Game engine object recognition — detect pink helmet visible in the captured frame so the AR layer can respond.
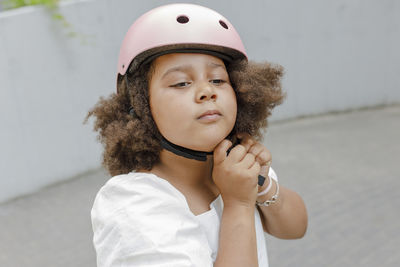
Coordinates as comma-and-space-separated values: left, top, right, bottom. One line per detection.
117, 3, 247, 78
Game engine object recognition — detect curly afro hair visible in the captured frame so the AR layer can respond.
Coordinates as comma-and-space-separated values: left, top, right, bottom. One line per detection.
85, 59, 285, 176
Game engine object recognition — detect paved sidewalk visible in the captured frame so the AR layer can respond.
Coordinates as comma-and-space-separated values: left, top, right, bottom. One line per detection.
0, 105, 399, 267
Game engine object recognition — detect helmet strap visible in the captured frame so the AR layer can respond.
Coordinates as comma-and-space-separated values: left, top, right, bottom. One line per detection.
160, 136, 213, 162
160, 137, 265, 185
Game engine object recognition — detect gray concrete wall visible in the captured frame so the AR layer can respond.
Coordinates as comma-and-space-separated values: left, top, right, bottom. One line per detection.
1, 0, 399, 202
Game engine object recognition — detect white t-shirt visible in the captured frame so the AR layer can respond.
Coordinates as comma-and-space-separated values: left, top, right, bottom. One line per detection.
91, 168, 278, 267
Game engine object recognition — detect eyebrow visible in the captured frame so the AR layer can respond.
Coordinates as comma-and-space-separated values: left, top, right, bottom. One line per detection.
161, 65, 193, 79
161, 62, 226, 79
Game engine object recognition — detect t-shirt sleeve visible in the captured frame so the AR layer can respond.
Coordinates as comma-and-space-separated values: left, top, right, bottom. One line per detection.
91, 174, 213, 267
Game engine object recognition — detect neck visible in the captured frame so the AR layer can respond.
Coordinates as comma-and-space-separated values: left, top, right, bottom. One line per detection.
151, 149, 215, 187
160, 136, 213, 161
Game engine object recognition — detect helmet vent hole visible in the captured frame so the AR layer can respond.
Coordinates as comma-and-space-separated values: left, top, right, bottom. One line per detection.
219, 20, 228, 29
177, 15, 189, 24
122, 64, 125, 69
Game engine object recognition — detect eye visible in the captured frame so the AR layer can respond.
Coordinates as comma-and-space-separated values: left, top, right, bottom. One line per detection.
210, 79, 226, 85
170, 82, 191, 88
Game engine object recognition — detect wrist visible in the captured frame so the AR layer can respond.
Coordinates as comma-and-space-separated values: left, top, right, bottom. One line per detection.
256, 178, 279, 206
257, 175, 272, 197
222, 195, 256, 211
257, 179, 275, 201
223, 201, 256, 215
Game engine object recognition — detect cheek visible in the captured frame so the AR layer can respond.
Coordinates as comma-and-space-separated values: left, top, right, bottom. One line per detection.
226, 90, 238, 126
149, 91, 165, 131
149, 96, 167, 130
149, 93, 188, 135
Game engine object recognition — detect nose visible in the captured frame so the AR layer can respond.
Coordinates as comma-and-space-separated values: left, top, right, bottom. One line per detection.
195, 82, 217, 102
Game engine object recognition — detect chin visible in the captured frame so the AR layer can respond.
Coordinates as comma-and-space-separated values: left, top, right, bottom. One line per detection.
187, 136, 227, 152
169, 127, 233, 152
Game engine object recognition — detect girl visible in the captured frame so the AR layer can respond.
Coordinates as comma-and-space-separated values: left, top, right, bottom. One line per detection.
86, 3, 307, 267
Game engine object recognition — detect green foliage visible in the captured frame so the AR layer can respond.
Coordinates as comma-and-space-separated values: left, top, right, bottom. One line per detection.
3, 0, 59, 10
3, 0, 73, 37
3, 0, 93, 44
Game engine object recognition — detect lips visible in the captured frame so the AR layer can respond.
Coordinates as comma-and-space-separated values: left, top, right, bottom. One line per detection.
198, 110, 221, 118
197, 110, 222, 121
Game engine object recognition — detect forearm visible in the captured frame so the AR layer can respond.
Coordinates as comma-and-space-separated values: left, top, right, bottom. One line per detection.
257, 182, 308, 239
214, 204, 258, 267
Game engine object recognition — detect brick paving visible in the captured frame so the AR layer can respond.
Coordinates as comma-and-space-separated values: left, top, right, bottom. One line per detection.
0, 105, 399, 267
264, 105, 400, 267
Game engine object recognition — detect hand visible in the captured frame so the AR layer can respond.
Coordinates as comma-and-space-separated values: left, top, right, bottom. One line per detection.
212, 138, 261, 208
236, 133, 272, 197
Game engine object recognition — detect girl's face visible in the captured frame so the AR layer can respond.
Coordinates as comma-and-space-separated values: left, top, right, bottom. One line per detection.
149, 53, 237, 152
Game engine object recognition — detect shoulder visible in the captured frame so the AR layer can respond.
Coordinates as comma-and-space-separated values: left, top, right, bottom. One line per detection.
91, 172, 201, 241
91, 172, 186, 221
91, 172, 212, 266
96, 171, 178, 196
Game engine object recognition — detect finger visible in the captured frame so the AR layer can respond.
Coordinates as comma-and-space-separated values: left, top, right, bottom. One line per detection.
249, 144, 271, 166
239, 152, 256, 169
259, 164, 268, 177
214, 139, 232, 165
256, 150, 272, 166
226, 144, 247, 163
249, 161, 261, 182
238, 134, 255, 152
248, 143, 264, 158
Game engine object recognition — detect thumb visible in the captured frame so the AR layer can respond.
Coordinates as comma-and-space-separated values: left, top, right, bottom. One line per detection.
213, 139, 232, 165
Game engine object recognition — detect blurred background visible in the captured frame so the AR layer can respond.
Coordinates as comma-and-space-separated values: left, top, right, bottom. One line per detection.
0, 0, 399, 266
